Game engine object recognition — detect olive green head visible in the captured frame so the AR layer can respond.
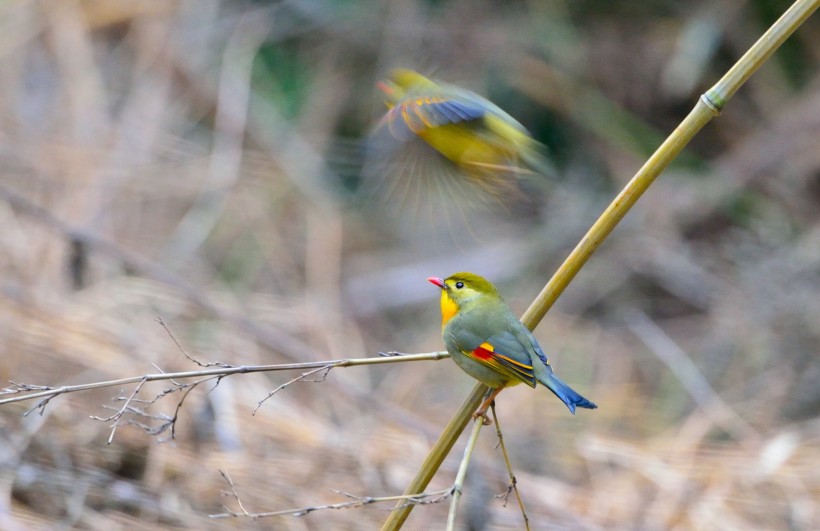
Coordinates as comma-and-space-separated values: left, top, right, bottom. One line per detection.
377, 69, 437, 106
389, 69, 436, 91
428, 271, 503, 312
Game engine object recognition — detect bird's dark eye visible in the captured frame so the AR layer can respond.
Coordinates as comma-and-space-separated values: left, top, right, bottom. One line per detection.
455, 281, 464, 289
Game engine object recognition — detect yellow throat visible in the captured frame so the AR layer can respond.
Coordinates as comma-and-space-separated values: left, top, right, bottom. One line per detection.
439, 290, 458, 328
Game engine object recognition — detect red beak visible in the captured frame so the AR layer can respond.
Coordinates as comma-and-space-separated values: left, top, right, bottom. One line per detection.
376, 80, 392, 95
427, 277, 445, 289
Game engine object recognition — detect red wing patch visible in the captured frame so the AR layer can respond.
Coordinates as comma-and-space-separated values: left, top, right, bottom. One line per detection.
468, 342, 536, 387
472, 343, 494, 360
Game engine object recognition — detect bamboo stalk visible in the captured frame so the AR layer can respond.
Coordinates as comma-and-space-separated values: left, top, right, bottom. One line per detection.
522, 0, 819, 327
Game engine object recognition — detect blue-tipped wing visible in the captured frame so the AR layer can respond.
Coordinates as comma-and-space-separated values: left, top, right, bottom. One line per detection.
382, 96, 487, 141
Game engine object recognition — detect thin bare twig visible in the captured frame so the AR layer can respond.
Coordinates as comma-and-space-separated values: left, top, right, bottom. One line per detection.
88, 371, 223, 443
216, 469, 251, 517
209, 469, 452, 519
253, 366, 332, 414
3, 352, 448, 443
157, 317, 231, 368
490, 403, 530, 529
89, 377, 149, 444
0, 352, 448, 409
165, 376, 220, 441
446, 416, 485, 531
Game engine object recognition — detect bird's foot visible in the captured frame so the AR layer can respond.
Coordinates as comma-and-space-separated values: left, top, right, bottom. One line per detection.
474, 387, 504, 425
472, 409, 492, 425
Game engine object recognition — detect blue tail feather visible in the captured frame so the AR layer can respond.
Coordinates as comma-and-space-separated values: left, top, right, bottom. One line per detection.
541, 373, 597, 415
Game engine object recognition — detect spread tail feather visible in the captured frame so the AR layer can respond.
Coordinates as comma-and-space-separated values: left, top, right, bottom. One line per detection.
540, 372, 597, 415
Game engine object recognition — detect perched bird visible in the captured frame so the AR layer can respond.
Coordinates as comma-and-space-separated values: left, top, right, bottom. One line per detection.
372, 69, 550, 203
428, 272, 596, 423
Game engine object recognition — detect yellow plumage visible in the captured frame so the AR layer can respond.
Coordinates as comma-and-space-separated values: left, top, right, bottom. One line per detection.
374, 69, 550, 202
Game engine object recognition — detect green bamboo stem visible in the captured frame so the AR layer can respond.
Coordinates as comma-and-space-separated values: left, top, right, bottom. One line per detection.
381, 1, 818, 528
523, 0, 818, 327
520, 96, 717, 328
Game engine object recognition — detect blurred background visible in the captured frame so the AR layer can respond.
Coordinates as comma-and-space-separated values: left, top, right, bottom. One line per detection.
1, 0, 819, 529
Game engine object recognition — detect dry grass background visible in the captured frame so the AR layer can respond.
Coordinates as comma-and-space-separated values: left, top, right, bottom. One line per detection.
1, 0, 819, 529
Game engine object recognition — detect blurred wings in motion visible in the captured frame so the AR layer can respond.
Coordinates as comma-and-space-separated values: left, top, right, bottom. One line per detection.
363, 69, 551, 235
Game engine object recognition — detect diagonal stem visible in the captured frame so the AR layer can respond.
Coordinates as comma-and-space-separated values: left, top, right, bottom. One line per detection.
445, 418, 485, 531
